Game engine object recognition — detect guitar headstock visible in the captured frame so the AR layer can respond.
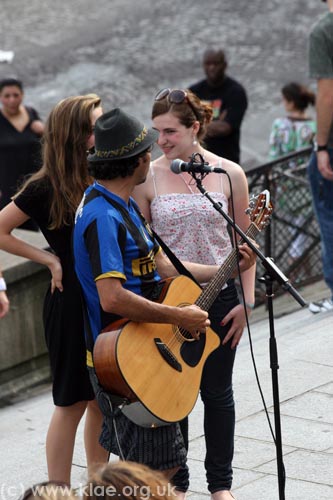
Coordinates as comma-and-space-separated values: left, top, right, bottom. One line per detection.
246, 190, 273, 231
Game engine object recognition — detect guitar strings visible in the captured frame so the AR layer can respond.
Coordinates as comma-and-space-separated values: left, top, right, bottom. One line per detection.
162, 220, 265, 352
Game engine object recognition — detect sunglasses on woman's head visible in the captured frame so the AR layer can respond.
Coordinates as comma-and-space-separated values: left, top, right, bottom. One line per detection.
154, 88, 198, 119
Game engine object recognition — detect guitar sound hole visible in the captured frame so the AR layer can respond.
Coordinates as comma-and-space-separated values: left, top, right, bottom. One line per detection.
174, 303, 197, 342
180, 333, 206, 367
172, 324, 195, 342
178, 328, 195, 341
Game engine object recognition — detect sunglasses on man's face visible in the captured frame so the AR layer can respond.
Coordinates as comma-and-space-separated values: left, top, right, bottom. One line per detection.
154, 88, 198, 119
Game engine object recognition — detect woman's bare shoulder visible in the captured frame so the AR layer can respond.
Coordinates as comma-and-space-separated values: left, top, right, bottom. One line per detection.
217, 158, 247, 185
203, 150, 246, 180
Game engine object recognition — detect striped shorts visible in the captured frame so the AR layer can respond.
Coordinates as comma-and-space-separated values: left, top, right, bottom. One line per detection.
88, 367, 187, 471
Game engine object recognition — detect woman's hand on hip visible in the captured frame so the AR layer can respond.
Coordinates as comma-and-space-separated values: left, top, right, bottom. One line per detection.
48, 255, 63, 293
220, 304, 248, 349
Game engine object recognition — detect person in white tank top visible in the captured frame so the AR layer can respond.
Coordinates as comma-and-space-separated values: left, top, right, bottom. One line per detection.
133, 88, 256, 500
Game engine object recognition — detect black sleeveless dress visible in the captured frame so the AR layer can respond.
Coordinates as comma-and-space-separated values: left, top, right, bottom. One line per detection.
0, 106, 42, 231
15, 178, 94, 405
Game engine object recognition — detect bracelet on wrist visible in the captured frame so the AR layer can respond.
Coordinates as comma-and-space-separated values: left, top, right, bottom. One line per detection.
313, 141, 328, 152
0, 277, 7, 292
245, 301, 255, 310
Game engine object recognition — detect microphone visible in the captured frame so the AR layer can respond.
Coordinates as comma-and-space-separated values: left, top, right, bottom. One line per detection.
170, 159, 226, 174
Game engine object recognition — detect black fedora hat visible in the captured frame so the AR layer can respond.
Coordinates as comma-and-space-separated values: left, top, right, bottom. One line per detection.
88, 108, 159, 162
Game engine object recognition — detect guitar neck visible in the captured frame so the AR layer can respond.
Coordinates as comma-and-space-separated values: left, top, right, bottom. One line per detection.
196, 223, 259, 311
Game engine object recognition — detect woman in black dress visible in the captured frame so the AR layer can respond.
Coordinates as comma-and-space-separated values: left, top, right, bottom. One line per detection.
0, 78, 44, 230
0, 94, 106, 484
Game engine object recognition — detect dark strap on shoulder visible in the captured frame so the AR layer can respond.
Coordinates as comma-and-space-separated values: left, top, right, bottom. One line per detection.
98, 191, 153, 254
150, 228, 201, 288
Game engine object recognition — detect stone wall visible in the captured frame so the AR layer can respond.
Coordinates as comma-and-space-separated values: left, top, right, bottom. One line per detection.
0, 230, 51, 404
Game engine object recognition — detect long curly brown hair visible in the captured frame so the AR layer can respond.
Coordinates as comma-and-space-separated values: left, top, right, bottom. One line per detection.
14, 93, 101, 229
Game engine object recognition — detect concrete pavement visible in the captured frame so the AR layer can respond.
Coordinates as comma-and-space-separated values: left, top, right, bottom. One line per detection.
0, 285, 332, 500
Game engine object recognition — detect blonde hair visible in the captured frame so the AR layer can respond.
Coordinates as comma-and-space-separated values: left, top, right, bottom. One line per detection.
85, 461, 176, 500
14, 93, 101, 229
151, 89, 213, 142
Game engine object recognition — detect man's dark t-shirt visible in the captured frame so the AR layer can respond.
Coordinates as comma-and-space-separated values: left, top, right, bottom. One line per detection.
189, 76, 248, 163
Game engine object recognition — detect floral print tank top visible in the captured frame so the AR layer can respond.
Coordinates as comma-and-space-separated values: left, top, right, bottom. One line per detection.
150, 166, 232, 266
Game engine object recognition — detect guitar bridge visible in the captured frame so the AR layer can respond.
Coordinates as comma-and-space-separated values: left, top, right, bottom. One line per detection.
154, 338, 182, 372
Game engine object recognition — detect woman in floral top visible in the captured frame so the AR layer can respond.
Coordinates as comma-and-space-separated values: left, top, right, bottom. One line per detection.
133, 88, 256, 500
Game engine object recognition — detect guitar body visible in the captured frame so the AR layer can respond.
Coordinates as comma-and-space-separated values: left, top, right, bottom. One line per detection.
93, 275, 220, 424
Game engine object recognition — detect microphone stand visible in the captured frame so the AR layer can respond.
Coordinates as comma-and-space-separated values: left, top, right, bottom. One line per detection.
190, 171, 307, 500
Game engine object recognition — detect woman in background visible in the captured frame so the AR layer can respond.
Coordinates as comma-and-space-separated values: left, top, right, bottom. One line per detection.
268, 82, 316, 160
0, 94, 107, 485
268, 82, 316, 269
0, 78, 44, 230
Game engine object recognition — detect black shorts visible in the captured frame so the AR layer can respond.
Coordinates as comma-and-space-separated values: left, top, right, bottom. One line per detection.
88, 367, 186, 471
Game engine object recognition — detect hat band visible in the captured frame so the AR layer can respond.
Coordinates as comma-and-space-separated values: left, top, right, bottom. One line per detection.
95, 127, 148, 159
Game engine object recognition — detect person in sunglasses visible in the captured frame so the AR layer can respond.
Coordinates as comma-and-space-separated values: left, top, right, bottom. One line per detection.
133, 88, 256, 500
189, 49, 247, 164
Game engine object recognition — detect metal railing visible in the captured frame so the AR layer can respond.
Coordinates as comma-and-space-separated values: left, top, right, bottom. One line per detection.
245, 147, 322, 303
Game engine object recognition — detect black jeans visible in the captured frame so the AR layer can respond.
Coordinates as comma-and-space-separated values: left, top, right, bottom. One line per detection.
173, 282, 238, 493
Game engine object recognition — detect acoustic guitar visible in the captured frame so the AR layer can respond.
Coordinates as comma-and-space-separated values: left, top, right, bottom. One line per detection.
93, 190, 273, 426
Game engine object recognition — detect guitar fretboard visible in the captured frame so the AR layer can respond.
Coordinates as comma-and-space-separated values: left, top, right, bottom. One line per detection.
195, 223, 258, 312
